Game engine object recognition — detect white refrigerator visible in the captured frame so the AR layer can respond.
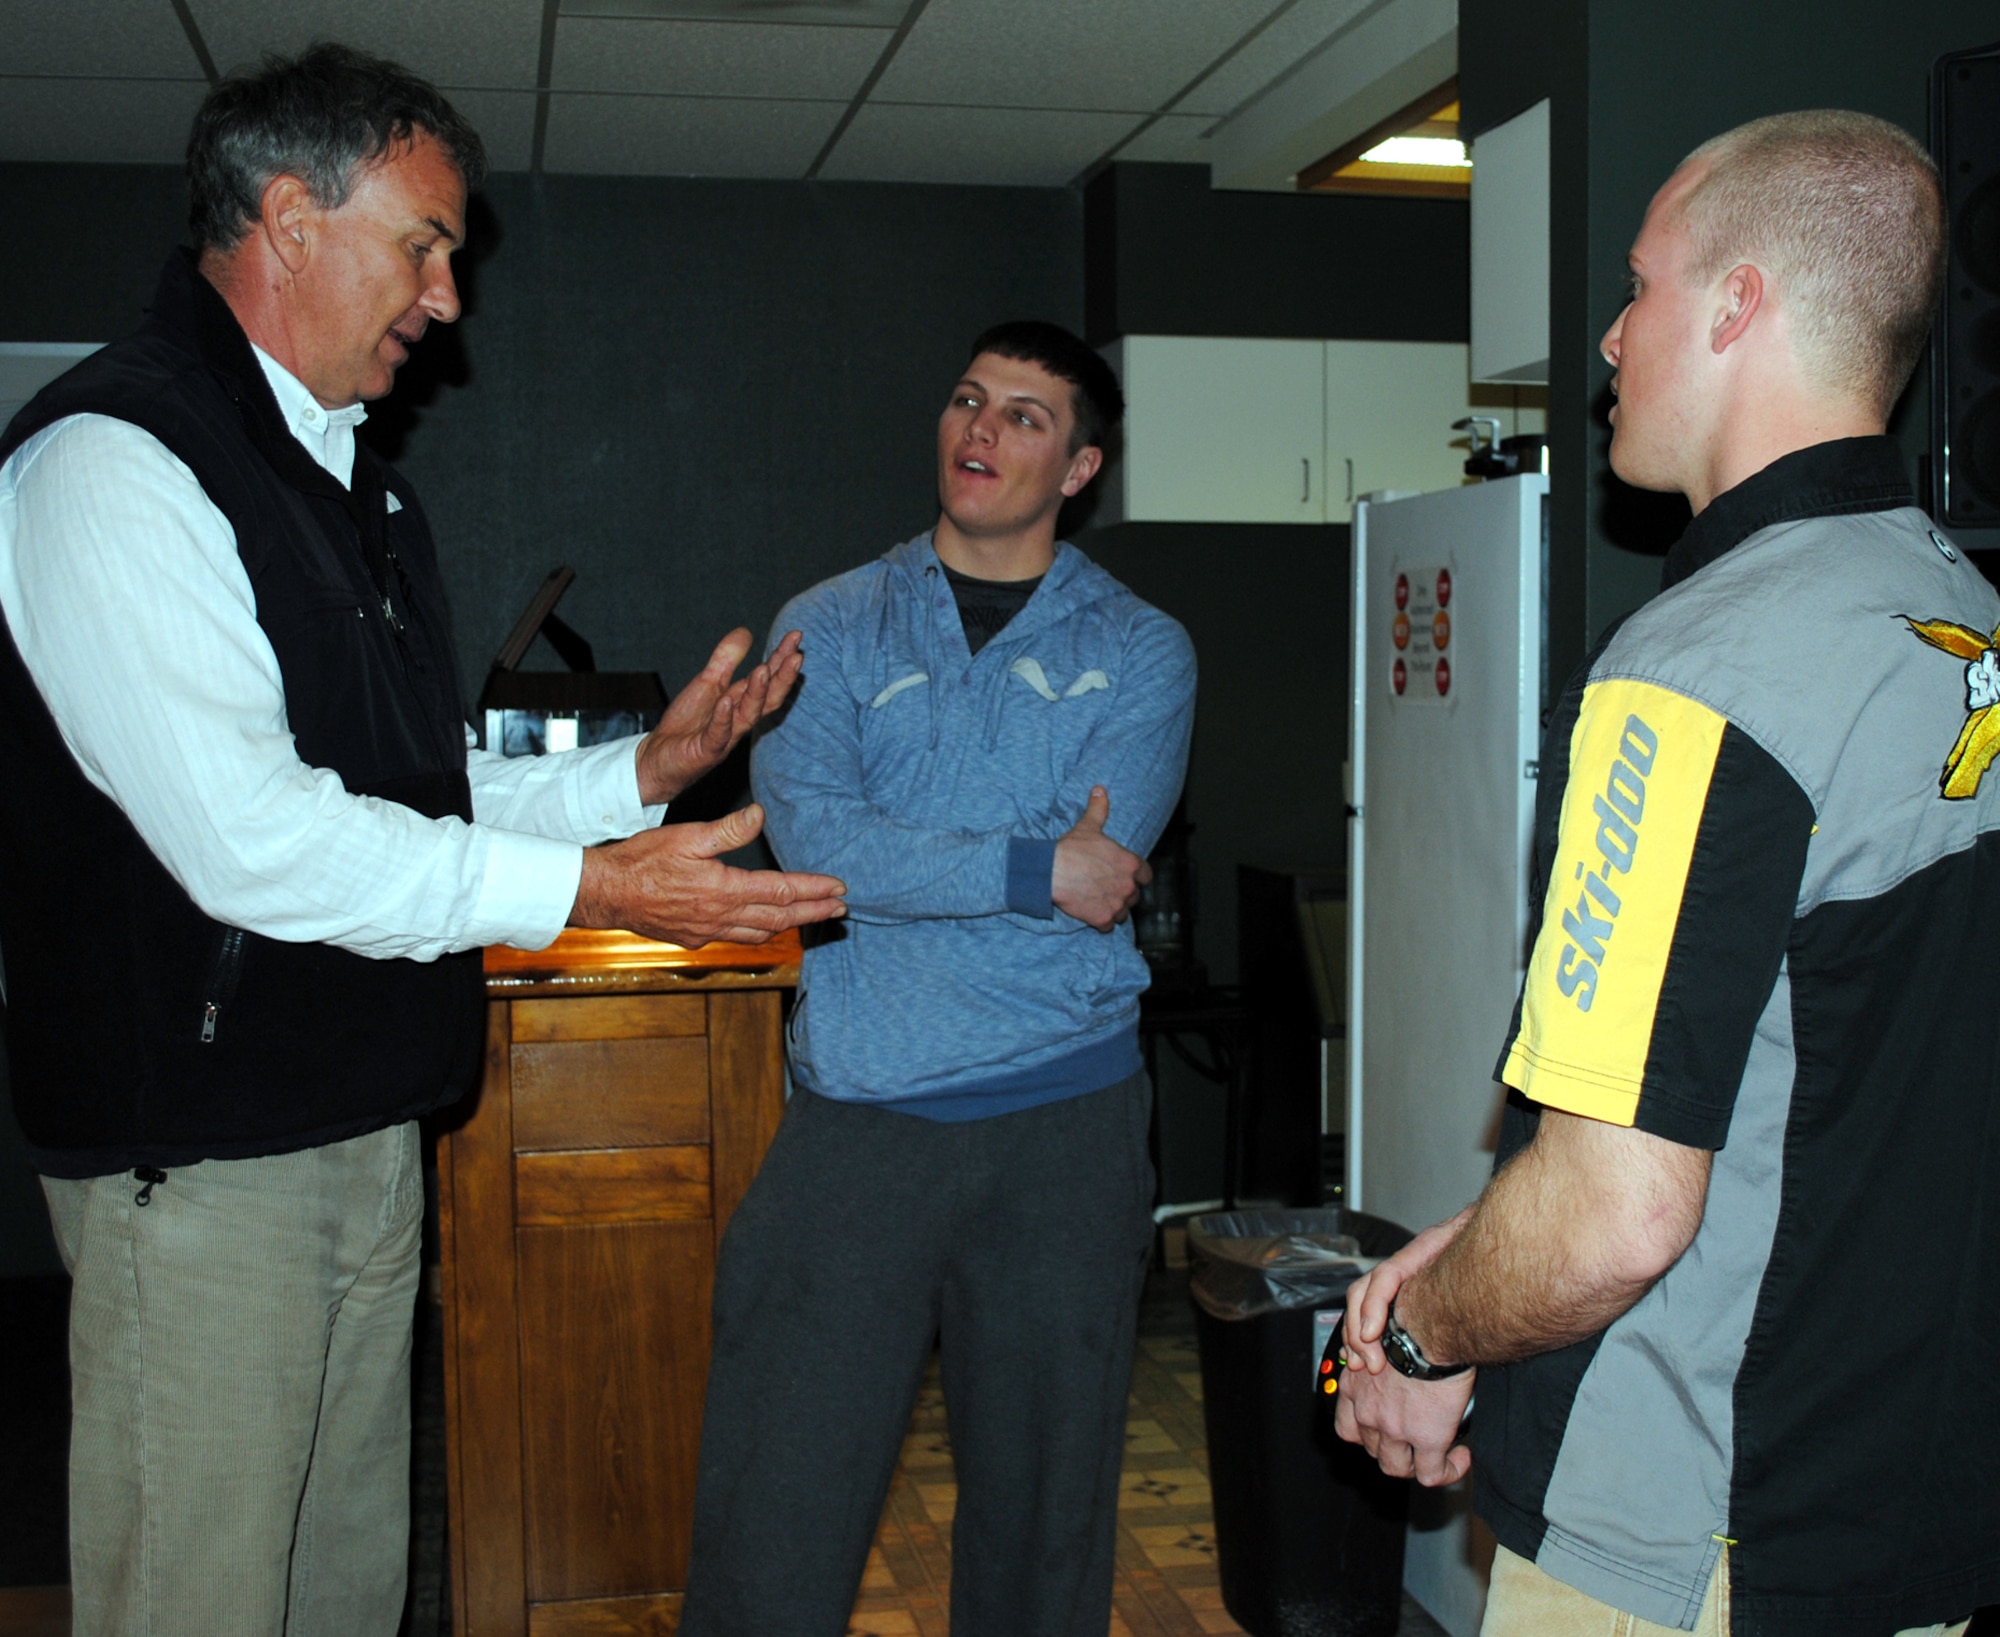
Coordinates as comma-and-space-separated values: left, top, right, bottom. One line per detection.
1344, 472, 1549, 1637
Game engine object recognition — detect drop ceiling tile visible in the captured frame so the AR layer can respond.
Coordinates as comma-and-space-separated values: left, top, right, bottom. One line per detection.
190, 0, 546, 91
1173, 0, 1378, 117
561, 0, 910, 25
1109, 113, 1218, 167
0, 0, 205, 78
820, 101, 1140, 186
436, 88, 539, 172
542, 92, 844, 177
552, 16, 887, 98
874, 0, 1276, 114
0, 76, 207, 163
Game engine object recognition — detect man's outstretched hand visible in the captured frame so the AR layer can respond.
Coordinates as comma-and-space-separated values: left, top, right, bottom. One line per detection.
1052, 786, 1151, 931
634, 628, 805, 805
571, 804, 845, 948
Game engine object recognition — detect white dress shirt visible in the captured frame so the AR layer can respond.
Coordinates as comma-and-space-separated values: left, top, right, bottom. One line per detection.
0, 347, 663, 962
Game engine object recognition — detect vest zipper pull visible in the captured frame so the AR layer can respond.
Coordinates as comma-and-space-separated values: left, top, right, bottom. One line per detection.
133, 1167, 167, 1207
199, 928, 246, 1044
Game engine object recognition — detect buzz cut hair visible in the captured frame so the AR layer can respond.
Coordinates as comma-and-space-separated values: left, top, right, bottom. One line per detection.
967, 320, 1124, 455
187, 41, 487, 253
1672, 110, 1944, 418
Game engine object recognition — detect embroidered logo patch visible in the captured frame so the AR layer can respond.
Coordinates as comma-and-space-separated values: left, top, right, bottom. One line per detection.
1902, 615, 2000, 798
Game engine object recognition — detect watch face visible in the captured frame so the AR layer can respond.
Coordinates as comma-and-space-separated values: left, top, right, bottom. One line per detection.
1383, 1320, 1426, 1379
1383, 1307, 1468, 1380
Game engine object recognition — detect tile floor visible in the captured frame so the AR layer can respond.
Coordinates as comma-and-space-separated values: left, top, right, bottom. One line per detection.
841, 1270, 1447, 1637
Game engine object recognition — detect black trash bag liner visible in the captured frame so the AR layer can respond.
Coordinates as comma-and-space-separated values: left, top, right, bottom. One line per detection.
1189, 1208, 1391, 1321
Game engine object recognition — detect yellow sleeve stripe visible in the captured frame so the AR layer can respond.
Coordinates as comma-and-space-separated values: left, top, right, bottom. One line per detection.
1500, 1039, 1644, 1126
1504, 679, 1729, 1124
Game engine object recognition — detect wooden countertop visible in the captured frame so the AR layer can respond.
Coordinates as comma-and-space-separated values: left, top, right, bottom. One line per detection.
483, 927, 801, 997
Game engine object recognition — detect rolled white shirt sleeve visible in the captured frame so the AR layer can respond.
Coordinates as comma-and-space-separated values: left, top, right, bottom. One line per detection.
466, 730, 664, 843
0, 413, 653, 961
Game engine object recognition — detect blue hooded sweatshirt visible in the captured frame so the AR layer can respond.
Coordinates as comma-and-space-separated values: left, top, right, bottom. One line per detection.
752, 532, 1196, 1120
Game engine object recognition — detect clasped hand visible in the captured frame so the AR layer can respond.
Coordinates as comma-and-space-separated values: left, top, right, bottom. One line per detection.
1333, 1211, 1476, 1488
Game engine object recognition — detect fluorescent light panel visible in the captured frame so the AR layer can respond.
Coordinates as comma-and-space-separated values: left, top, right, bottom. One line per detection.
1358, 135, 1468, 169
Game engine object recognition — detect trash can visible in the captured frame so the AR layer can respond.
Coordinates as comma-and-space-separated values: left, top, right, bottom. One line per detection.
1190, 1208, 1414, 1637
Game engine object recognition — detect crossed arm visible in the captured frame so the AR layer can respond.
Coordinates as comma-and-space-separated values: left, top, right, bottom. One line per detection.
1335, 1108, 1711, 1486
750, 598, 1194, 929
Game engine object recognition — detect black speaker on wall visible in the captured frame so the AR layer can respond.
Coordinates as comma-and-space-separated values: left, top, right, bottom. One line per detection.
1932, 40, 2000, 555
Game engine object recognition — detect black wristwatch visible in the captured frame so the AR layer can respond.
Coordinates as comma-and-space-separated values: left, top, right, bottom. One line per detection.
1382, 1299, 1472, 1381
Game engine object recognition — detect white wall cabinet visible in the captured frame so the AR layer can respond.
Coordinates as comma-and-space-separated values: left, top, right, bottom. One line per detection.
1099, 337, 1326, 525
1470, 98, 1551, 385
1098, 335, 1518, 526
1322, 340, 1487, 523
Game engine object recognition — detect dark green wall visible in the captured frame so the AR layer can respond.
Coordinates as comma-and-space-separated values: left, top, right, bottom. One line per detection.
1461, 0, 1997, 683
1084, 161, 1468, 345
392, 173, 1085, 718
1080, 521, 1350, 978
0, 163, 191, 340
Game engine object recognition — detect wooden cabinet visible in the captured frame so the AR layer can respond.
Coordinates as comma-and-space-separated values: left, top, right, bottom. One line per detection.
440, 930, 799, 1637
1096, 335, 1516, 527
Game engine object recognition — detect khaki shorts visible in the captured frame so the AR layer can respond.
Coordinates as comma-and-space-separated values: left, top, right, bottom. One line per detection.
1480, 1543, 1971, 1637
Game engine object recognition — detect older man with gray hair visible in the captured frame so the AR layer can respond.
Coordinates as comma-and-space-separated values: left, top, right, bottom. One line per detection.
1335, 111, 1995, 1637
0, 43, 843, 1636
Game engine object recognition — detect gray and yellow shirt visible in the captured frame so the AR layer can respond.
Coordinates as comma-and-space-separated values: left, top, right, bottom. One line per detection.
1471, 438, 2000, 1636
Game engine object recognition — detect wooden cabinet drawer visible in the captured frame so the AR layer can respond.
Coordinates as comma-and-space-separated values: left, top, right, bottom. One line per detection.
510, 994, 712, 1152
511, 1037, 710, 1152
514, 1147, 711, 1226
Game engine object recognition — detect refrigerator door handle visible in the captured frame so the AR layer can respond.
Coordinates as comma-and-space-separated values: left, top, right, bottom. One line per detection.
1345, 458, 1355, 504
1301, 457, 1311, 504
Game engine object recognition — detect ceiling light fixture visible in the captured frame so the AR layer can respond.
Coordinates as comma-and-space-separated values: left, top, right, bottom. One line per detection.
1358, 135, 1469, 169
1298, 79, 1470, 200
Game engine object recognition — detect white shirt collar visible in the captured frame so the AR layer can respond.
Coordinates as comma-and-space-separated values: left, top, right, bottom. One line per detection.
249, 345, 367, 491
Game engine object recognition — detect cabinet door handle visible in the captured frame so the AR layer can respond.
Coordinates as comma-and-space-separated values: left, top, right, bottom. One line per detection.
1345, 458, 1355, 504
1302, 458, 1311, 504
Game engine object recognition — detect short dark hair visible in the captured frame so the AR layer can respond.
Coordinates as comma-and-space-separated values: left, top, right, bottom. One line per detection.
968, 320, 1124, 454
187, 42, 487, 252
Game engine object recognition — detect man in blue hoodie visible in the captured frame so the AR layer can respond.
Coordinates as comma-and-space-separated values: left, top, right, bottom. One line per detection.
678, 322, 1197, 1637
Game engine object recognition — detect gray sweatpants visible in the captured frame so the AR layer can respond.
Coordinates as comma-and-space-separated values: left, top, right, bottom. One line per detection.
679, 1072, 1155, 1637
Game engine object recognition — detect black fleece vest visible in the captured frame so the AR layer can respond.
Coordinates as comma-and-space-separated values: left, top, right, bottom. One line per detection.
0, 250, 484, 1178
